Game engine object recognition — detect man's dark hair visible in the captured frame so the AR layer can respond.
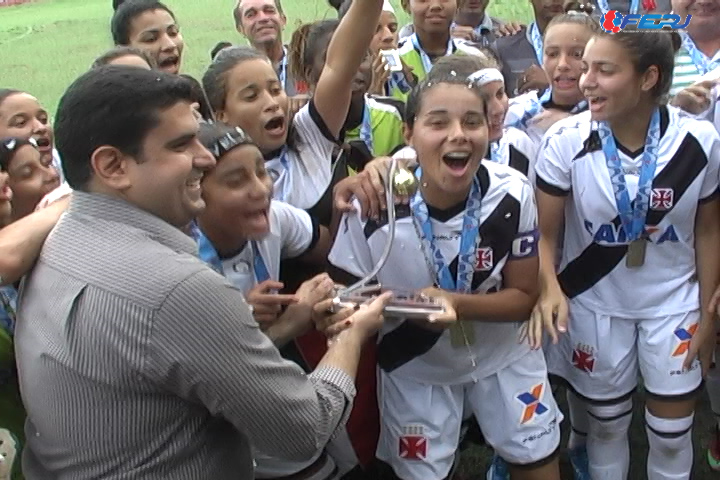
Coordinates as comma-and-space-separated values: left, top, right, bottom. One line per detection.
55, 66, 195, 191
112, 0, 126, 10
111, 0, 175, 45
210, 41, 233, 60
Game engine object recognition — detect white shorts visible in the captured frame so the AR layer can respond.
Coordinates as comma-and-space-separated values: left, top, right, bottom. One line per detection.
376, 349, 562, 480
546, 301, 703, 401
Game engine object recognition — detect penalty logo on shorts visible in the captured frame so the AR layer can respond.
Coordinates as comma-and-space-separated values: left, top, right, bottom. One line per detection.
399, 425, 427, 461
672, 323, 698, 357
516, 384, 548, 424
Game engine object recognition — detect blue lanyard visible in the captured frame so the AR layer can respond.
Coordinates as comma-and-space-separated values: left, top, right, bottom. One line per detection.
596, 108, 661, 241
597, 0, 640, 13
387, 71, 412, 94
0, 286, 17, 337
271, 147, 291, 202
489, 141, 502, 163
680, 31, 719, 76
190, 222, 270, 282
410, 168, 482, 292
410, 33, 454, 75
278, 46, 288, 90
360, 99, 374, 155
528, 23, 543, 64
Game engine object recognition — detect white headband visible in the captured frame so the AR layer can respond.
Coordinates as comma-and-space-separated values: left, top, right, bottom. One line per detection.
383, 0, 395, 13
468, 68, 504, 86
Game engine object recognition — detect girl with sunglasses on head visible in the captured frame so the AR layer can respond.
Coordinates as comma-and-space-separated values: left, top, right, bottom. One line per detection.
0, 89, 63, 183
532, 28, 719, 480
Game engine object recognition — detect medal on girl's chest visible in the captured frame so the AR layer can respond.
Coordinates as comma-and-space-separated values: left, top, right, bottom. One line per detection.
626, 238, 647, 268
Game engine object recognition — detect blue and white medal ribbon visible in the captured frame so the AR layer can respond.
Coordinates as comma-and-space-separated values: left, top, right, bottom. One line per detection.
410, 168, 482, 293
359, 99, 374, 155
191, 222, 271, 282
278, 46, 288, 89
489, 141, 502, 163
270, 147, 291, 203
596, 107, 661, 242
680, 31, 720, 76
528, 23, 543, 64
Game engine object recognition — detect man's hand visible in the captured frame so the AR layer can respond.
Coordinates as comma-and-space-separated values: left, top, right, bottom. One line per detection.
671, 80, 715, 115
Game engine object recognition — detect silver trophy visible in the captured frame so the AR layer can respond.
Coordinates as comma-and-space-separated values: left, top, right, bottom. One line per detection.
332, 158, 447, 319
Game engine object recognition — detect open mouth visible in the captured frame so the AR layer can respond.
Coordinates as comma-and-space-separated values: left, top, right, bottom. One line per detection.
587, 96, 607, 111
186, 175, 203, 192
34, 136, 51, 150
245, 207, 270, 232
264, 116, 286, 136
158, 55, 180, 71
442, 151, 472, 176
554, 76, 577, 89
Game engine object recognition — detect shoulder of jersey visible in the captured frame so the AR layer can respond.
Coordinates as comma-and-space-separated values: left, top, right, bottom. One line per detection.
504, 126, 535, 151
367, 96, 404, 120
482, 158, 532, 189
667, 104, 719, 146
398, 38, 415, 55
508, 90, 539, 108
541, 110, 592, 145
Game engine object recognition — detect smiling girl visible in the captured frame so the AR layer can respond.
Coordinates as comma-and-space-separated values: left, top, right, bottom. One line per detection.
330, 67, 562, 480
111, 0, 184, 74
534, 28, 719, 480
505, 2, 598, 143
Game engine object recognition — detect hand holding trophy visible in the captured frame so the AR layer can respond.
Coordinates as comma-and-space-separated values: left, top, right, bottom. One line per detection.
331, 158, 448, 320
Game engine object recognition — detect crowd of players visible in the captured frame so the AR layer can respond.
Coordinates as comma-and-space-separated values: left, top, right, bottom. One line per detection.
1, 0, 720, 479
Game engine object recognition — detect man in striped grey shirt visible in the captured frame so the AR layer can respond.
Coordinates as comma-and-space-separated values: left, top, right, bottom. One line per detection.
14, 66, 389, 480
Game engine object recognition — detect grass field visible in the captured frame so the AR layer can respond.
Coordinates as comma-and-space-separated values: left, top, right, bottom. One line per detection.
1, 1, 718, 479
0, 0, 533, 113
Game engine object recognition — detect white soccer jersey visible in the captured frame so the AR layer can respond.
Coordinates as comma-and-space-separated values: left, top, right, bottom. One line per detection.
505, 91, 587, 144
329, 162, 538, 385
392, 127, 536, 183
535, 106, 720, 318
220, 200, 316, 296
265, 101, 339, 210
494, 126, 537, 184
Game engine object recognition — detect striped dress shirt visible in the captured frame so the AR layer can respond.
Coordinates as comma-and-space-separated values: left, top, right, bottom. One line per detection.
15, 191, 355, 479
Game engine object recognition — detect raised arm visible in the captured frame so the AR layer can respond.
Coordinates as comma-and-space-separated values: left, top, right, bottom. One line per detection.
314, 0, 383, 139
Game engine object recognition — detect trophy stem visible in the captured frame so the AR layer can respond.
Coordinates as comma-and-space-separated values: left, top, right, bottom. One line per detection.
338, 158, 400, 296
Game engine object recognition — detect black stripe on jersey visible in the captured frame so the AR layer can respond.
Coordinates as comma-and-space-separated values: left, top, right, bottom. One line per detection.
508, 144, 530, 177
308, 100, 340, 144
537, 176, 570, 196
377, 185, 520, 372
558, 132, 708, 299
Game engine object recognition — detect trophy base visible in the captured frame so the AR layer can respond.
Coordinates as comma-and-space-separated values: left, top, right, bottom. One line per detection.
332, 286, 445, 320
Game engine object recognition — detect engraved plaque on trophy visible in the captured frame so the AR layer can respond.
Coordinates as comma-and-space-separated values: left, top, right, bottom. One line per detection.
331, 159, 447, 320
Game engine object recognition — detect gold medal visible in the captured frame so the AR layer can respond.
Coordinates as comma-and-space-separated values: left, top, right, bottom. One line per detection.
392, 167, 419, 197
626, 239, 647, 268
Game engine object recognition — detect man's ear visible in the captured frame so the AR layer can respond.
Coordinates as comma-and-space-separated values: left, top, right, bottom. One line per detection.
90, 146, 133, 191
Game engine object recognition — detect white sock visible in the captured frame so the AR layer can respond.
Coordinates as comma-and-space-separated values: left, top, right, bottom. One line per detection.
645, 409, 694, 480
586, 398, 633, 480
566, 390, 589, 450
